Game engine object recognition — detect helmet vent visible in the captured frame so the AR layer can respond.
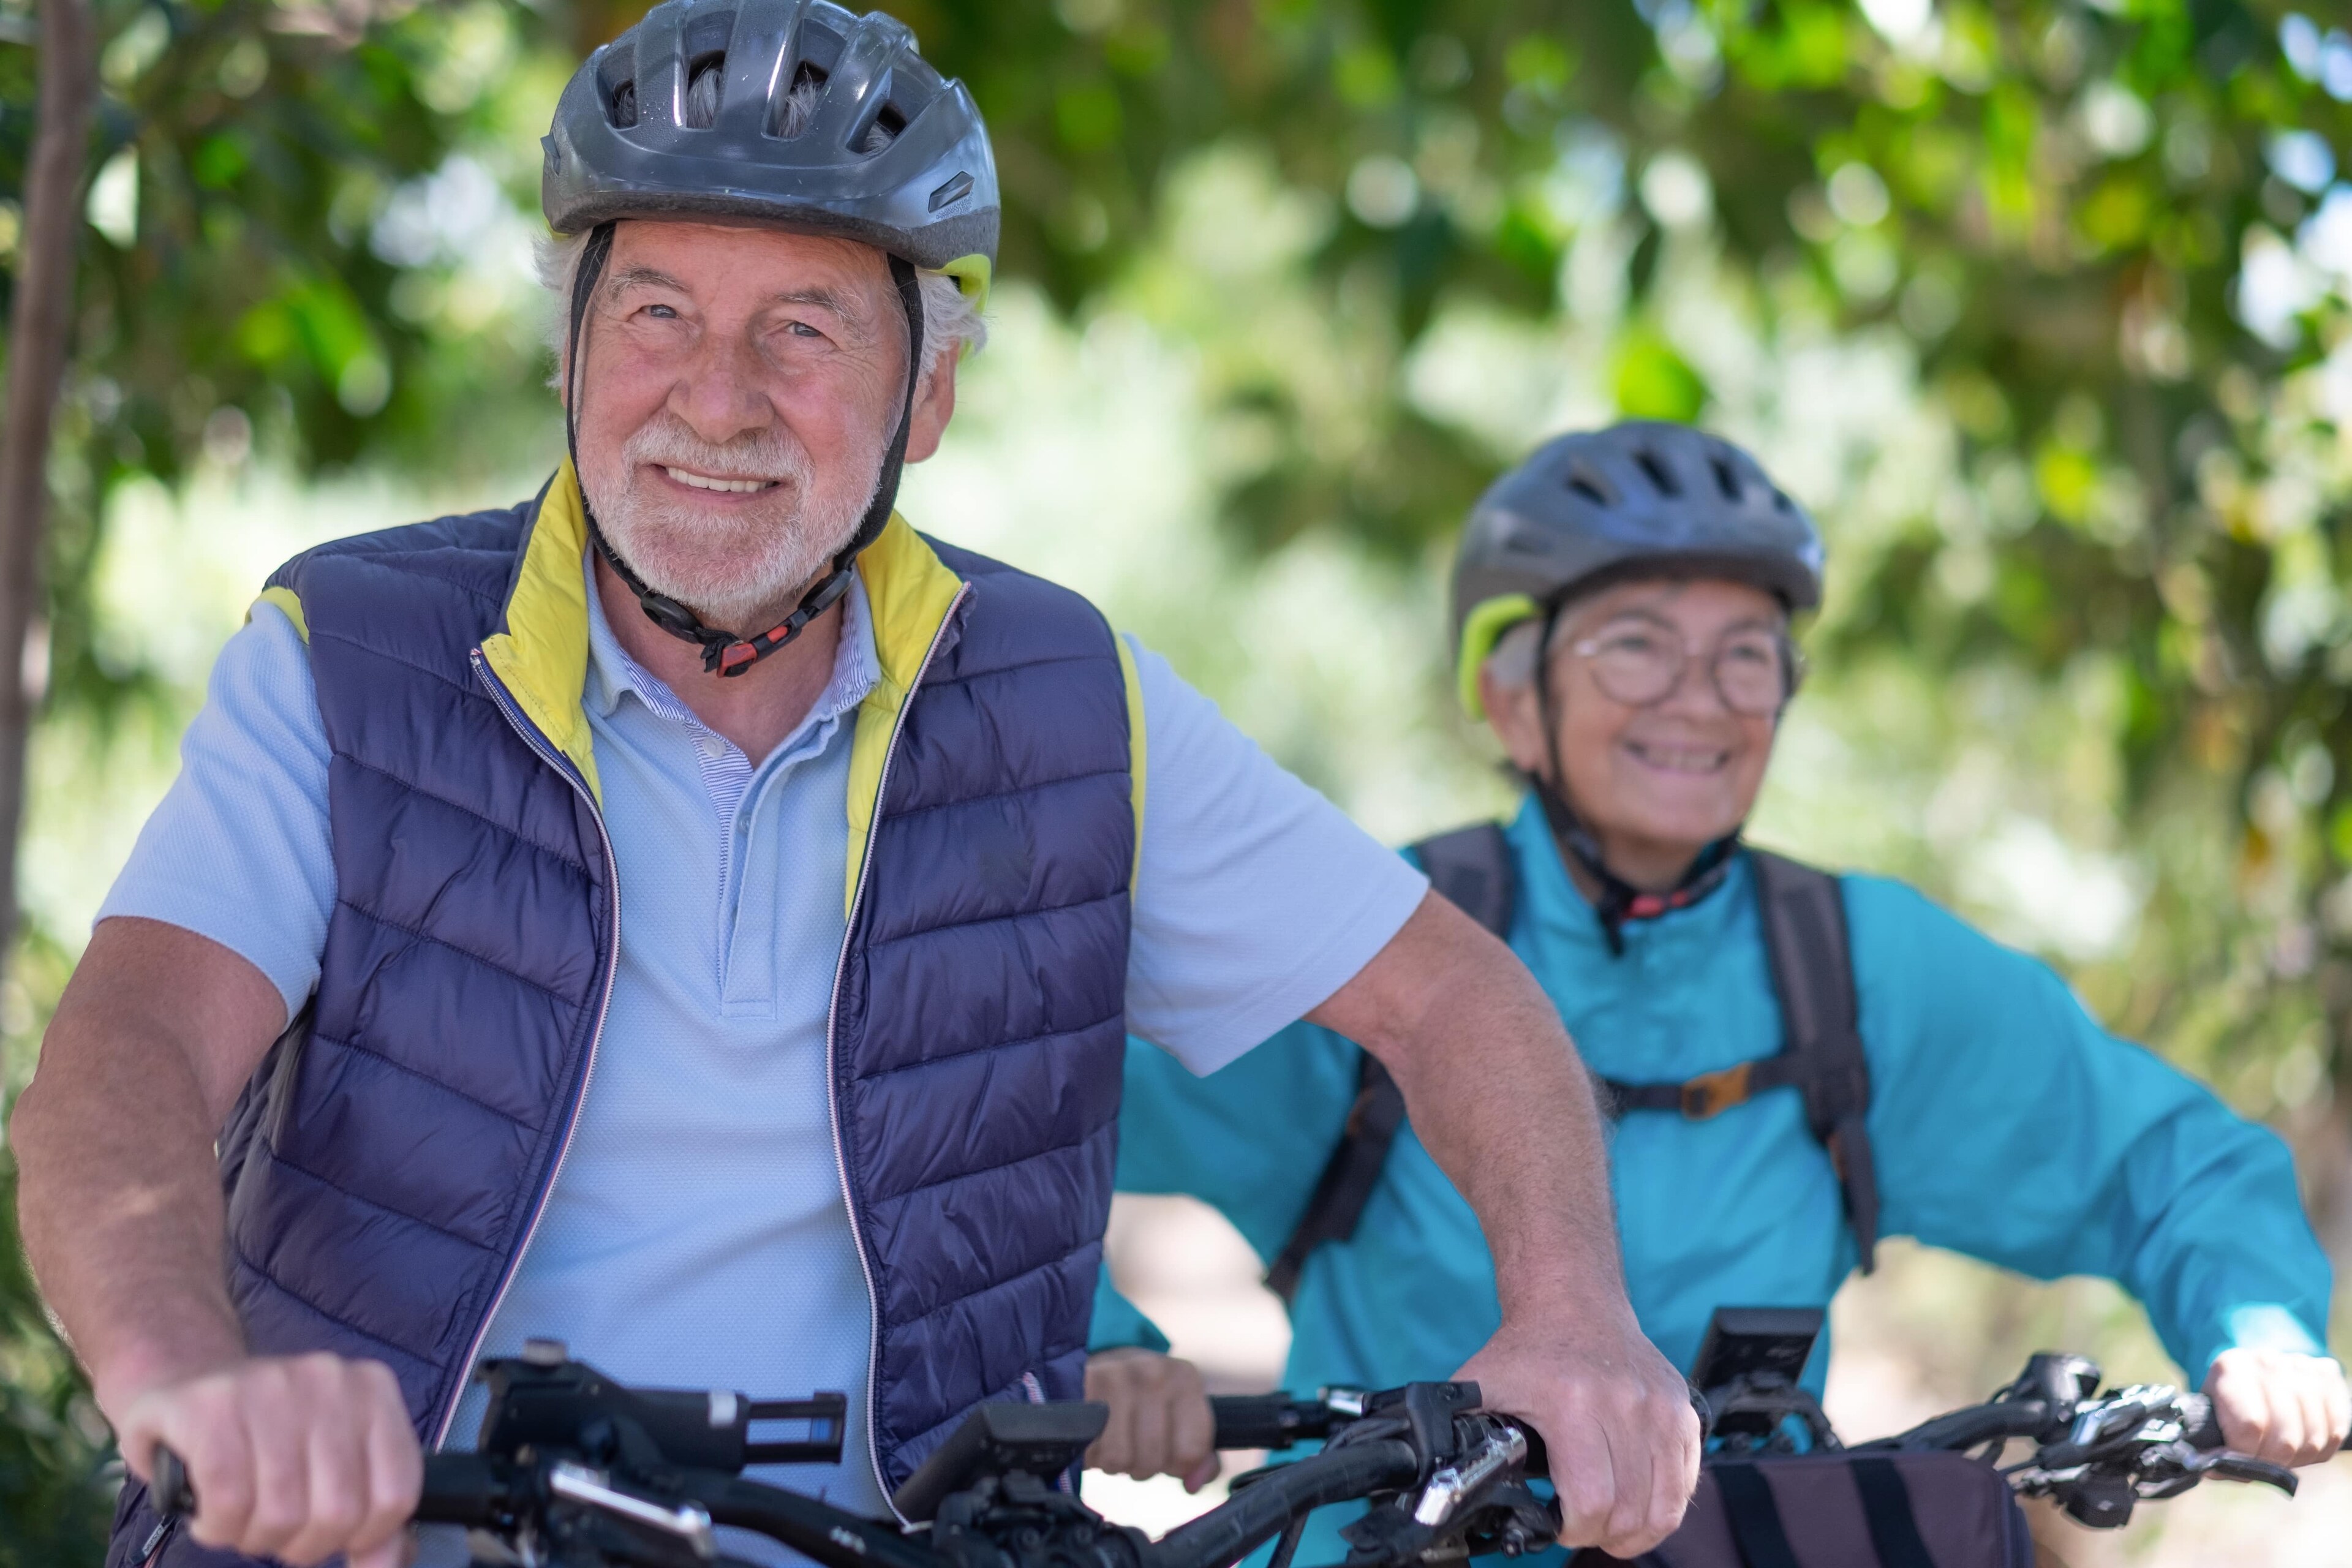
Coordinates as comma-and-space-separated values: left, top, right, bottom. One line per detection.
1633, 449, 1681, 497
1563, 462, 1613, 507
930, 170, 974, 211
610, 79, 639, 129
1710, 456, 1741, 502
684, 55, 725, 129
772, 61, 829, 137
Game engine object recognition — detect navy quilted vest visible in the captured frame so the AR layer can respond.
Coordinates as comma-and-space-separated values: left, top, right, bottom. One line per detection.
110, 488, 1136, 1566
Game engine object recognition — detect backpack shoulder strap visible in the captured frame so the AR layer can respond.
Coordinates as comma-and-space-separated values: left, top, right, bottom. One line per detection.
1748, 848, 1882, 1273
1262, 1049, 1405, 1306
1262, 823, 1515, 1306
1415, 821, 1517, 940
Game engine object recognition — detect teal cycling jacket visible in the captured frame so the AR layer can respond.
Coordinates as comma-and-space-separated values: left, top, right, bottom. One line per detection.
1100, 793, 2333, 1403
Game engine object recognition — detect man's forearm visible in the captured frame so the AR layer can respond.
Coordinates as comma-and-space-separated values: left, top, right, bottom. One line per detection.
1308, 892, 1627, 1324
12, 982, 249, 1411
1311, 892, 1695, 1553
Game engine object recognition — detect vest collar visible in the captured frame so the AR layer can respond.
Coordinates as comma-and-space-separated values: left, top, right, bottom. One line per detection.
485, 461, 968, 820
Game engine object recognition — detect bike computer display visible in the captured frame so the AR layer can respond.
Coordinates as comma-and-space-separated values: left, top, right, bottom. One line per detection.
1690, 1305, 1822, 1392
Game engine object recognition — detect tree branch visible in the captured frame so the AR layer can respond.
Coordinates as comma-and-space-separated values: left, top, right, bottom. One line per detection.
0, 0, 99, 965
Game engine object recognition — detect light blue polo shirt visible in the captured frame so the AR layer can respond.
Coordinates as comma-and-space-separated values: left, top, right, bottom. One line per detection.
99, 552, 1430, 1559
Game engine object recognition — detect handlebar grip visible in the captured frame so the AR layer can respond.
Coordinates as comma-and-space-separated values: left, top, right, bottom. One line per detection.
1515, 1422, 1550, 1480
146, 1446, 507, 1531
2174, 1393, 2352, 1456
412, 1452, 509, 1528
1210, 1393, 1317, 1452
151, 1446, 195, 1520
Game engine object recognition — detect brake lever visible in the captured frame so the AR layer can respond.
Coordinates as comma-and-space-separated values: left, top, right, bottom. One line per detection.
1411, 1425, 1528, 1527
2188, 1450, 2299, 1498
545, 1460, 719, 1560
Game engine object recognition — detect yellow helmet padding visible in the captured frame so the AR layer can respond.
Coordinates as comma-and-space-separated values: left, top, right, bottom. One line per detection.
1454, 593, 1540, 722
940, 254, 992, 311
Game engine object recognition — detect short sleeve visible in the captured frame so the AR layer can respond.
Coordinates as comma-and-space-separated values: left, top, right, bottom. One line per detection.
1121, 636, 1428, 1075
95, 603, 334, 1023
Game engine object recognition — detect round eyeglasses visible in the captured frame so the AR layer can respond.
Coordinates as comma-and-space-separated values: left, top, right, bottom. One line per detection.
1566, 618, 1795, 717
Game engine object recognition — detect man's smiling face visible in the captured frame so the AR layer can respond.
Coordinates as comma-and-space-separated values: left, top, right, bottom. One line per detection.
567, 219, 909, 633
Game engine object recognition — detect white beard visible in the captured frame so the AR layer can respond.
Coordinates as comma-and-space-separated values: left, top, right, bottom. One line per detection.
583, 410, 883, 633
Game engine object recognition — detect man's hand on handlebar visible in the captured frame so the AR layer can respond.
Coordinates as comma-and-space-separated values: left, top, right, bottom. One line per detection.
1083, 1348, 1221, 1492
1456, 1309, 1698, 1560
118, 1351, 421, 1568
2203, 1346, 2351, 1469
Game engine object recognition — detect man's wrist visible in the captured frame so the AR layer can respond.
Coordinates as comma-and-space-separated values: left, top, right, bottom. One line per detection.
89, 1322, 247, 1424
1491, 1258, 1637, 1332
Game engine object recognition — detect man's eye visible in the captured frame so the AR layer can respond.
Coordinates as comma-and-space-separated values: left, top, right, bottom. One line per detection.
645, 303, 679, 320
1604, 632, 1665, 656
786, 321, 824, 339
1723, 641, 1775, 665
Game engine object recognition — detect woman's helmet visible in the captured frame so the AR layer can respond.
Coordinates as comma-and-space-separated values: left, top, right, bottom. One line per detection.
1450, 421, 1824, 717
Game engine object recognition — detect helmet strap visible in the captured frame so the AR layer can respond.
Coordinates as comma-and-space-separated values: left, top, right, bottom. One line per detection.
562, 222, 927, 678
1528, 598, 1740, 954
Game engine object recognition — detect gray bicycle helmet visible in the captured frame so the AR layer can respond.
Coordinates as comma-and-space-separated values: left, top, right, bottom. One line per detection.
1451, 421, 1824, 716
544, 0, 998, 295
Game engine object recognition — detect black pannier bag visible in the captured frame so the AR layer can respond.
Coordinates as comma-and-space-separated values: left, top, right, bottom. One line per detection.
1574, 1310, 2033, 1568
1572, 1449, 2033, 1568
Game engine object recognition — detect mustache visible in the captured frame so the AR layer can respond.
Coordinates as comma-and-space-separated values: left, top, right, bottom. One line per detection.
619, 413, 815, 490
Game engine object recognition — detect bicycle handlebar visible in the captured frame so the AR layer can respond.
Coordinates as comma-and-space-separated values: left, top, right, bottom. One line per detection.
149, 1363, 1555, 1568
1853, 1366, 2316, 1529
1150, 1437, 1422, 1568
1206, 1392, 1338, 1453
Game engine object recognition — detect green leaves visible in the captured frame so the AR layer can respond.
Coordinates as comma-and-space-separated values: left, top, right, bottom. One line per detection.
1612, 325, 1706, 420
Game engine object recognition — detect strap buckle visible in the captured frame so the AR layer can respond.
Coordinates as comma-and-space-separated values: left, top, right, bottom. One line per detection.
1679, 1061, 1754, 1120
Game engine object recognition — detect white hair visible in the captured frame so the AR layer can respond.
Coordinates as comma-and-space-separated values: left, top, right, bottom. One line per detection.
534, 67, 984, 381
1481, 616, 1558, 694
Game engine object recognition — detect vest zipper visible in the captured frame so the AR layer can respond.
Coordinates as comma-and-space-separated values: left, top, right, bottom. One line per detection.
434, 650, 624, 1450
827, 582, 970, 1522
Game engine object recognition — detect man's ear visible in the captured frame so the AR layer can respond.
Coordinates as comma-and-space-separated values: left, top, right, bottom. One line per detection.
905, 347, 959, 463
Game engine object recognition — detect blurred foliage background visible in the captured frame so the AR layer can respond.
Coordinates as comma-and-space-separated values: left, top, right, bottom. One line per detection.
2, 0, 2352, 1558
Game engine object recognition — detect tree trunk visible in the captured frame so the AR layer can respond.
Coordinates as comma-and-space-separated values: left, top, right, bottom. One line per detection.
0, 0, 98, 968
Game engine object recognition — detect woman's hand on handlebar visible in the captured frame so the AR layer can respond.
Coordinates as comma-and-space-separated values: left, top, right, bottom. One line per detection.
118, 1351, 421, 1568
2203, 1347, 2351, 1469
1083, 1348, 1220, 1492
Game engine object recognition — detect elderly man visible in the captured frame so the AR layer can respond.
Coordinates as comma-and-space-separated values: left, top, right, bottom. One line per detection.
1091, 421, 2346, 1556
10, 7, 1697, 1568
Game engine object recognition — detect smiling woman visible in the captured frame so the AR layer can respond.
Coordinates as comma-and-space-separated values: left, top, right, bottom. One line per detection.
1453, 422, 1822, 918
1483, 579, 1785, 894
